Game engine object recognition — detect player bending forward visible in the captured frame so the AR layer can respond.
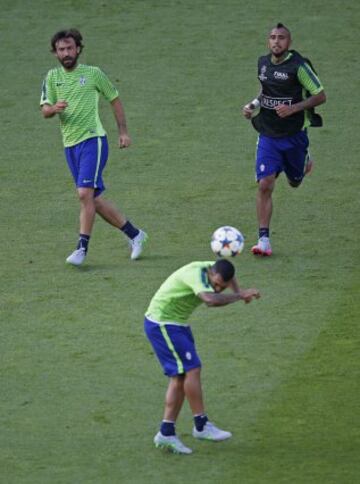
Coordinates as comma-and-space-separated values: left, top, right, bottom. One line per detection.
144, 259, 260, 454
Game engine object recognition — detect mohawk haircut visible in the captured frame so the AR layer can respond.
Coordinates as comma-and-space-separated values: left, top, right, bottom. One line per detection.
274, 22, 291, 37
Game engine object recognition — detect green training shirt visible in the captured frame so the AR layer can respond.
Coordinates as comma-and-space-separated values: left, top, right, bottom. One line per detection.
145, 261, 215, 324
40, 64, 119, 147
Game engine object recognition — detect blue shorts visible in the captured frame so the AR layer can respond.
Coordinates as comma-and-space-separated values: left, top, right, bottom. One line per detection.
144, 317, 201, 377
255, 131, 309, 184
64, 136, 109, 197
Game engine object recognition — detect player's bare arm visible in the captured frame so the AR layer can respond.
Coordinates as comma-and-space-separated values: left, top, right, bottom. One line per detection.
227, 278, 261, 303
276, 90, 326, 118
198, 288, 260, 307
111, 97, 131, 148
41, 100, 68, 118
198, 291, 243, 307
237, 288, 261, 304
228, 276, 241, 293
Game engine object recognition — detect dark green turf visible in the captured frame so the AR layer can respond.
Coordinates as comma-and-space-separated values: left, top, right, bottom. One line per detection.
1, 1, 359, 482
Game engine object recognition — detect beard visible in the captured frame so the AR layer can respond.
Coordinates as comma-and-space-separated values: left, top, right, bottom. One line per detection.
60, 54, 78, 69
271, 45, 288, 58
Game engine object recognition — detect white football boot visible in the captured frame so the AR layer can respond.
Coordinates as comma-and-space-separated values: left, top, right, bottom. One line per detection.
66, 248, 87, 266
192, 421, 232, 441
154, 432, 192, 454
130, 230, 148, 260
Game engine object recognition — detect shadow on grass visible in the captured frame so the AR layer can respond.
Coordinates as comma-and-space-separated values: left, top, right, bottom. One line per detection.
64, 253, 174, 271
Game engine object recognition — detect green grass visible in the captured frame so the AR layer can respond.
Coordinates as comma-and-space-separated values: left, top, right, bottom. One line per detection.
1, 0, 359, 483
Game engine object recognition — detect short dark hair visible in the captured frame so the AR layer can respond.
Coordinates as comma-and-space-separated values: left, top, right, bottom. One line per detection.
51, 29, 84, 53
212, 259, 235, 282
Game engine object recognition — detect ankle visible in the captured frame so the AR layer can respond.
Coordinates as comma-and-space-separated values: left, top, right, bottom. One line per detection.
160, 420, 176, 436
259, 227, 269, 239
194, 414, 208, 431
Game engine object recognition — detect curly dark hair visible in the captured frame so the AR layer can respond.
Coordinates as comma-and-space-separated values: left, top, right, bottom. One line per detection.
51, 29, 84, 53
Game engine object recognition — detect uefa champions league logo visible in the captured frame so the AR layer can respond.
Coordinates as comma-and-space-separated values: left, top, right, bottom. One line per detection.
259, 65, 267, 81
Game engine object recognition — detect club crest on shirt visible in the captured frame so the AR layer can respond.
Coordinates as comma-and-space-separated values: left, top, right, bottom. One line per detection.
79, 76, 86, 86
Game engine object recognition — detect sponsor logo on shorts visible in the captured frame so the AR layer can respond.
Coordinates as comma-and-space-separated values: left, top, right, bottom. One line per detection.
82, 179, 93, 183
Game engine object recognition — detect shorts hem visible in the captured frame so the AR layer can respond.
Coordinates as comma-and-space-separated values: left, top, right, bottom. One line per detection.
256, 170, 280, 181
75, 185, 105, 197
165, 363, 202, 377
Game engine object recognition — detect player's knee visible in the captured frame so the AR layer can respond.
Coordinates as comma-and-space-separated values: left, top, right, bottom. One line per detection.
170, 375, 185, 390
77, 187, 95, 202
258, 177, 275, 194
186, 367, 201, 378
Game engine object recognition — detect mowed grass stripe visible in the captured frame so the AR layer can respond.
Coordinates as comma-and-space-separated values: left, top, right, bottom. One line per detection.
235, 276, 360, 484
1, 0, 359, 483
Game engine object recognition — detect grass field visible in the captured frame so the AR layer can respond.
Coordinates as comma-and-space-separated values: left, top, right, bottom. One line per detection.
1, 0, 359, 483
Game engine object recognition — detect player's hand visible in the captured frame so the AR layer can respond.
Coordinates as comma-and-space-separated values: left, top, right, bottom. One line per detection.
119, 133, 131, 149
275, 104, 294, 118
241, 288, 261, 303
242, 104, 254, 119
53, 100, 68, 113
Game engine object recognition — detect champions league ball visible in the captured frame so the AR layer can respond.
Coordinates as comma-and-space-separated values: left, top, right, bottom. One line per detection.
210, 226, 244, 257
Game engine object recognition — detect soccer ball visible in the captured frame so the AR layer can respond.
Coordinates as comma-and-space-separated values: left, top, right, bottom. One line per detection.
210, 226, 244, 257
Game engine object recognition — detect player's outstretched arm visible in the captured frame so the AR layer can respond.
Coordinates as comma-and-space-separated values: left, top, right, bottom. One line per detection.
236, 288, 261, 304
198, 288, 260, 307
228, 276, 241, 293
198, 291, 243, 307
228, 278, 261, 304
111, 98, 131, 149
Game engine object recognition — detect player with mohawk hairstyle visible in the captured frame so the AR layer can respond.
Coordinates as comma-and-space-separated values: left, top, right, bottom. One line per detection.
243, 23, 326, 256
